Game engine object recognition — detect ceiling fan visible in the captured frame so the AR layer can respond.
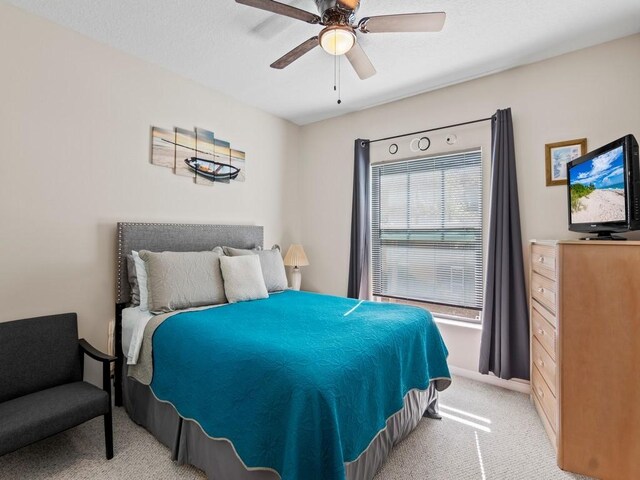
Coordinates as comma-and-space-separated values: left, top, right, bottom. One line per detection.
236, 0, 446, 80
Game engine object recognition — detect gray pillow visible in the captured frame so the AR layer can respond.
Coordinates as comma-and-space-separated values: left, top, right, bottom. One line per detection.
222, 246, 262, 255
219, 255, 269, 304
126, 254, 140, 306
223, 246, 288, 292
138, 250, 226, 313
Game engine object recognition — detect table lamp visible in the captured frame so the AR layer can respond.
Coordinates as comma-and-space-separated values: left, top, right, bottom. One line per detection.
283, 244, 309, 291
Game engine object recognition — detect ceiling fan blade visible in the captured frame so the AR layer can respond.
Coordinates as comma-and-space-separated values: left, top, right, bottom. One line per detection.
271, 37, 319, 69
236, 0, 321, 24
358, 12, 446, 33
345, 42, 376, 80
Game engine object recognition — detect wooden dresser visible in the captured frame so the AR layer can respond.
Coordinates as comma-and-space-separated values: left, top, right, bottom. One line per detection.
529, 240, 640, 480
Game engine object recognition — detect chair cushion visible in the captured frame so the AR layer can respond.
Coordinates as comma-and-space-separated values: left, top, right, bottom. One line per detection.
0, 381, 108, 456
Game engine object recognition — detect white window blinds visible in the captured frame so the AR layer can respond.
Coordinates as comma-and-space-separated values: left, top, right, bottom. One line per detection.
371, 149, 483, 312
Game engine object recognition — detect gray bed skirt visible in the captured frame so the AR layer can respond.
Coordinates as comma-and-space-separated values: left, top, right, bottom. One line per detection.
123, 365, 439, 480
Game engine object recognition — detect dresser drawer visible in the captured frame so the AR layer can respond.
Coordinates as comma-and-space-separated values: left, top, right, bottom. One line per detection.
532, 365, 557, 430
531, 299, 556, 328
532, 337, 556, 395
533, 392, 557, 449
532, 306, 556, 360
531, 272, 557, 315
531, 243, 557, 280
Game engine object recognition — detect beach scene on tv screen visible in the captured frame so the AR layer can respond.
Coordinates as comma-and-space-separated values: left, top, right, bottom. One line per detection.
569, 146, 625, 224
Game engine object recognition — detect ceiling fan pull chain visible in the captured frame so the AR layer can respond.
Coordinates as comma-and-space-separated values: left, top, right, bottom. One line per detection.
334, 48, 337, 92
337, 54, 342, 105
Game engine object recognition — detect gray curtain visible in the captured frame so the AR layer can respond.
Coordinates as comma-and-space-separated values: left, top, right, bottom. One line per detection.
348, 139, 371, 300
479, 108, 530, 380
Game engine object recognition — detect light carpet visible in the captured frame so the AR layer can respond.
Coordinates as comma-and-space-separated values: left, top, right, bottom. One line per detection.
0, 376, 589, 479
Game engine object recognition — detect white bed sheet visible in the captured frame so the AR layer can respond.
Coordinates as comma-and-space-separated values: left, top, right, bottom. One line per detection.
122, 306, 154, 365
122, 302, 233, 365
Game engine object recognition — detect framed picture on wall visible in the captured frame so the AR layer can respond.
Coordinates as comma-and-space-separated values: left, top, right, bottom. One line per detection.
545, 138, 587, 186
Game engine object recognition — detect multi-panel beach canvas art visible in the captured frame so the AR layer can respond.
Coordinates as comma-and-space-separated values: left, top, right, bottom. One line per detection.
213, 138, 231, 185
231, 149, 246, 182
174, 128, 197, 178
151, 126, 245, 185
194, 128, 215, 186
151, 128, 175, 169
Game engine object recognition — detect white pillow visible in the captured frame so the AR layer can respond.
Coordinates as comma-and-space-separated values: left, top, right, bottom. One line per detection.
132, 251, 150, 311
219, 255, 269, 304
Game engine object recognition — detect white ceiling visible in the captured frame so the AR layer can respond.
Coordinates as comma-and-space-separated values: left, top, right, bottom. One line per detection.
6, 0, 640, 125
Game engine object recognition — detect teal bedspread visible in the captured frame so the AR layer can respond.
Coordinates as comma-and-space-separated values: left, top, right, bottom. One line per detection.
150, 290, 450, 479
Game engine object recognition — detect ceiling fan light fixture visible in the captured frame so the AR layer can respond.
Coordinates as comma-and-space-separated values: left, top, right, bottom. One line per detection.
319, 26, 356, 56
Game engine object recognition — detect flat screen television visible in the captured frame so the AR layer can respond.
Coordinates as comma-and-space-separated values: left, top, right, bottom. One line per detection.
567, 134, 640, 239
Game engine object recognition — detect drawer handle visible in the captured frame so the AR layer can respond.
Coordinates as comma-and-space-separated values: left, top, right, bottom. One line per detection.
537, 358, 545, 367
537, 287, 544, 293
538, 256, 545, 263
537, 387, 544, 398
537, 328, 544, 336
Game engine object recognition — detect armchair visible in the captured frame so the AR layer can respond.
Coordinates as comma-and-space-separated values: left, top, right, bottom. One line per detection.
0, 313, 116, 459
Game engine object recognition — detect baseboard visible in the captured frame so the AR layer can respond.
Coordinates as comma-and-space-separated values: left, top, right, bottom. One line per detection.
449, 366, 531, 394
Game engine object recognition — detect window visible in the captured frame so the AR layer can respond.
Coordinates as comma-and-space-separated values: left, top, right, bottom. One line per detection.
371, 149, 483, 322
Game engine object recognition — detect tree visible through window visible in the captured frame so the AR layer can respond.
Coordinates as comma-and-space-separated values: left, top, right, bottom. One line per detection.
371, 149, 483, 323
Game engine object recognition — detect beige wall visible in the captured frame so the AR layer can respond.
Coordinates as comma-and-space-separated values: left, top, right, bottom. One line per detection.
298, 34, 640, 372
0, 2, 300, 369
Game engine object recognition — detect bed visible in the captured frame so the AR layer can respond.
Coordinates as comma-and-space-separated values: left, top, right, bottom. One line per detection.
115, 222, 451, 480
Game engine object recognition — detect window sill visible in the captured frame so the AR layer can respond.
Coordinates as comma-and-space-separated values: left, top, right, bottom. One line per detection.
433, 316, 482, 330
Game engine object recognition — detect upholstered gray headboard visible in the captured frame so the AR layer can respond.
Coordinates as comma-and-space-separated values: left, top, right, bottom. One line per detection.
116, 222, 264, 304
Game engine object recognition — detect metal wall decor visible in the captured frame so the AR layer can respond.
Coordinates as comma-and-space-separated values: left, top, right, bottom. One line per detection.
408, 136, 431, 153
365, 115, 494, 146
151, 126, 246, 185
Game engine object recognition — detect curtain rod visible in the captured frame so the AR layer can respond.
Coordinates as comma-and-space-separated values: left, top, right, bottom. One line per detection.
365, 115, 495, 145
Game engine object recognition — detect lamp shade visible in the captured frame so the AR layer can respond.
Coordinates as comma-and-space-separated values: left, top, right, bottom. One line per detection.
319, 26, 356, 56
283, 244, 309, 267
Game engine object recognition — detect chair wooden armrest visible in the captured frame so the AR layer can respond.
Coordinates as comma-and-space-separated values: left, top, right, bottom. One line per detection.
79, 339, 116, 363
